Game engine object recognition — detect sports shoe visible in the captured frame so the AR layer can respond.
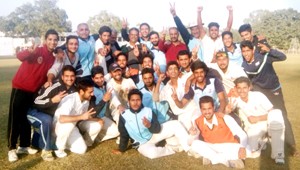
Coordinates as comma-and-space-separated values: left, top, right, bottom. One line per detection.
54, 149, 67, 158
8, 149, 18, 162
202, 157, 211, 165
41, 150, 54, 161
16, 147, 38, 154
166, 144, 183, 152
116, 137, 120, 145
229, 159, 245, 169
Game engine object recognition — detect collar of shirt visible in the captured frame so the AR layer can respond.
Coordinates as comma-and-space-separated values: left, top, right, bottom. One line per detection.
125, 41, 140, 48
194, 78, 212, 90
224, 43, 237, 54
204, 114, 218, 129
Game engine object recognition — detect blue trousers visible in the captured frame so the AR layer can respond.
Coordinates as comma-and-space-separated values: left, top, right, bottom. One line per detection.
27, 108, 55, 150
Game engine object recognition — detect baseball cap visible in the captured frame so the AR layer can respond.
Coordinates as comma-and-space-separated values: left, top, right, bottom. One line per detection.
127, 59, 140, 70
109, 62, 122, 72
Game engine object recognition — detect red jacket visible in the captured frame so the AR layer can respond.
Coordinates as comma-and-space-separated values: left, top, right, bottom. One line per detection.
158, 40, 187, 63
12, 45, 55, 92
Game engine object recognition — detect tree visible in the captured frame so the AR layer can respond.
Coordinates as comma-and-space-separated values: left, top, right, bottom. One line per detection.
0, 0, 71, 37
87, 11, 122, 34
243, 8, 300, 50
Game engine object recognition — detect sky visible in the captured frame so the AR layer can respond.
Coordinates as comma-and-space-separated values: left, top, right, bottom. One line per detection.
0, 0, 300, 32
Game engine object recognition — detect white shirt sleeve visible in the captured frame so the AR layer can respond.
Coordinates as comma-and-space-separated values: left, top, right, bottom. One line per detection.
47, 57, 64, 78
223, 115, 248, 148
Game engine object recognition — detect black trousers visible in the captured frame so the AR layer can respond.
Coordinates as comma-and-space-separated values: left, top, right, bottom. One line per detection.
253, 85, 296, 147
7, 88, 34, 150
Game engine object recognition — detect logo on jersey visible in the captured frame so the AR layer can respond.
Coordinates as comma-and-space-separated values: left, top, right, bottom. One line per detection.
37, 56, 43, 64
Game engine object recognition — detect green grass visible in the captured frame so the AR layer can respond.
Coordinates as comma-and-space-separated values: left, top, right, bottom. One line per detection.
0, 55, 299, 170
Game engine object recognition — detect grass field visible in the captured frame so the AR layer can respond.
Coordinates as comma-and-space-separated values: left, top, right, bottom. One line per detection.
0, 55, 299, 170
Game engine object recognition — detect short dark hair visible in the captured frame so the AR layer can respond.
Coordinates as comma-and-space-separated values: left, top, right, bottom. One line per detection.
240, 40, 254, 50
77, 79, 94, 92
149, 31, 159, 38
177, 50, 191, 59
238, 24, 252, 34
128, 89, 143, 100
116, 52, 128, 61
129, 27, 139, 34
98, 26, 112, 35
221, 31, 233, 39
139, 23, 150, 30
208, 22, 220, 29
45, 29, 59, 40
216, 51, 228, 59
62, 65, 76, 75
191, 60, 209, 74
199, 96, 214, 108
166, 61, 179, 71
141, 68, 154, 76
91, 66, 104, 78
66, 35, 78, 44
141, 54, 153, 63
234, 76, 251, 87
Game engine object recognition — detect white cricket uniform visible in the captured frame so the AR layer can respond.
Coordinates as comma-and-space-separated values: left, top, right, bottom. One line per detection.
191, 114, 247, 166
106, 78, 136, 123
53, 92, 101, 154
234, 91, 285, 159
201, 35, 223, 64
209, 62, 247, 94
160, 78, 199, 130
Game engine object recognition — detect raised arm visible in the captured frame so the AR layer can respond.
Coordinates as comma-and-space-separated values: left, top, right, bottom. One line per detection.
121, 18, 129, 41
224, 5, 233, 31
170, 2, 191, 45
197, 6, 206, 39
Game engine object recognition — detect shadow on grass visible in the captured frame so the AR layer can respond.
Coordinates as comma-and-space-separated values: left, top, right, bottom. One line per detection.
11, 157, 42, 170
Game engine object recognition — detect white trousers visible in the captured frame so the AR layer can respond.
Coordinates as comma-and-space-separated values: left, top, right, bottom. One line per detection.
191, 140, 241, 166
137, 120, 190, 159
96, 116, 119, 142
55, 120, 101, 154
246, 109, 285, 158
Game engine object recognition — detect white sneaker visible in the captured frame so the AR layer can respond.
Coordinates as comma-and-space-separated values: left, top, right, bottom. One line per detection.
202, 157, 211, 165
16, 147, 38, 154
54, 150, 67, 158
8, 149, 18, 162
166, 144, 183, 152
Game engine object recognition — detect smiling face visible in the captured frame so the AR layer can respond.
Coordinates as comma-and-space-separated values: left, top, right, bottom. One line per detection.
169, 28, 179, 43
117, 55, 127, 69
142, 57, 153, 69
236, 82, 250, 102
222, 34, 233, 48
111, 69, 122, 82
129, 29, 139, 44
216, 54, 229, 72
77, 23, 90, 39
140, 25, 150, 39
200, 102, 214, 121
92, 73, 105, 87
150, 33, 159, 46
45, 34, 58, 52
61, 70, 75, 88
241, 46, 255, 63
209, 26, 219, 40
190, 26, 200, 39
66, 38, 79, 53
167, 64, 179, 78
193, 68, 206, 83
177, 54, 191, 70
100, 32, 111, 45
80, 87, 94, 101
240, 31, 253, 42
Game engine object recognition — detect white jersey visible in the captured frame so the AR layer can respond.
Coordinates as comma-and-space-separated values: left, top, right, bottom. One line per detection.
209, 62, 247, 93
53, 92, 89, 125
201, 35, 223, 64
